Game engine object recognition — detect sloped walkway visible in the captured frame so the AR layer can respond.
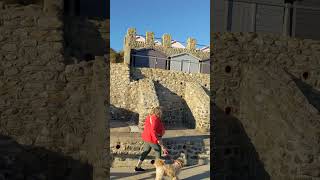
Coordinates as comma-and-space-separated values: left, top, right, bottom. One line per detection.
110, 164, 210, 180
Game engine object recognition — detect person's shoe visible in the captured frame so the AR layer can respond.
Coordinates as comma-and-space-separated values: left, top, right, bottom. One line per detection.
134, 167, 145, 172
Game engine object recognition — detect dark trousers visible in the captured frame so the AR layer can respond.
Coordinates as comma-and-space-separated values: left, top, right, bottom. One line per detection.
139, 141, 161, 161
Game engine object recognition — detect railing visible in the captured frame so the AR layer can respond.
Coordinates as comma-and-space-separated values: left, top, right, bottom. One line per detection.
131, 54, 210, 74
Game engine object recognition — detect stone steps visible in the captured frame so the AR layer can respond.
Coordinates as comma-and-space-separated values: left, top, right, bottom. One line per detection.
110, 130, 210, 168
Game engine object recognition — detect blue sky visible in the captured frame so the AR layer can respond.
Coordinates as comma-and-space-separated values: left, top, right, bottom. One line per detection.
110, 0, 210, 52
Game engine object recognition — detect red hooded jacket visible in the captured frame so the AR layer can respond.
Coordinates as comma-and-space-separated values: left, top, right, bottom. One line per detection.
141, 114, 165, 144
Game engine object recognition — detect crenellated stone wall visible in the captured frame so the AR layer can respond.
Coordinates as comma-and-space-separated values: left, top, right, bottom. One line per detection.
123, 28, 210, 65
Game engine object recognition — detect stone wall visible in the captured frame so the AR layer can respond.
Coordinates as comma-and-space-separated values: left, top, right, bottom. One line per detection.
64, 17, 108, 62
239, 65, 320, 179
0, 3, 107, 180
131, 67, 210, 97
110, 133, 210, 168
111, 63, 210, 129
136, 79, 160, 129
110, 63, 139, 122
131, 68, 210, 128
185, 82, 210, 132
212, 32, 320, 179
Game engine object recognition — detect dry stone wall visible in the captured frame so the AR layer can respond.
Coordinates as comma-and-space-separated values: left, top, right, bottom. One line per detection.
136, 79, 160, 129
185, 82, 210, 132
110, 133, 210, 168
64, 17, 108, 62
0, 4, 107, 180
131, 68, 210, 128
110, 63, 139, 122
212, 32, 320, 179
239, 66, 320, 180
131, 67, 210, 97
111, 63, 210, 129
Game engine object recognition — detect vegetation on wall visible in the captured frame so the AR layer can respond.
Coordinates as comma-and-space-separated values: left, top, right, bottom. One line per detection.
110, 48, 124, 63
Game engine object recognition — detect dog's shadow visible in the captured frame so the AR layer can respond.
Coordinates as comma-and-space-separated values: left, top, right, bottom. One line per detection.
110, 169, 155, 180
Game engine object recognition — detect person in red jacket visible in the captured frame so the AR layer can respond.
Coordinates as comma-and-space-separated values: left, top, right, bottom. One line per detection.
135, 106, 169, 172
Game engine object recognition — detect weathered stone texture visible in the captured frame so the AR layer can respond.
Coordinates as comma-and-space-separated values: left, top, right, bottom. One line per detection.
110, 132, 210, 168
185, 82, 210, 132
213, 32, 320, 180
111, 63, 210, 129
0, 4, 108, 180
64, 17, 108, 61
137, 79, 160, 129
110, 63, 210, 169
131, 67, 210, 97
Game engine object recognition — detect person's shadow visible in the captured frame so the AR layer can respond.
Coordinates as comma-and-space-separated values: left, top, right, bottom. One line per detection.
0, 134, 93, 180
213, 105, 270, 180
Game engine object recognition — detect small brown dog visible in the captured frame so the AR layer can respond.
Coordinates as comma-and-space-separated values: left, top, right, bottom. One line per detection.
154, 158, 184, 180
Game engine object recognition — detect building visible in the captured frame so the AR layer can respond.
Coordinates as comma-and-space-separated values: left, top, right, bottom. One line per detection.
171, 40, 186, 48
169, 53, 202, 73
124, 28, 210, 74
199, 46, 210, 52
135, 35, 145, 42
131, 48, 167, 69
212, 0, 320, 40
200, 58, 210, 74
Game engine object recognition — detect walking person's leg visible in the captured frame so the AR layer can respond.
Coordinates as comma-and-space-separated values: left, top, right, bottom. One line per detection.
150, 143, 162, 159
135, 142, 151, 171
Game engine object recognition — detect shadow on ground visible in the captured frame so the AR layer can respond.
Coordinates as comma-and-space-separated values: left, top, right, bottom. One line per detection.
110, 104, 139, 126
110, 169, 154, 180
110, 165, 210, 180
0, 134, 92, 180
213, 106, 270, 180
286, 70, 320, 112
184, 170, 210, 180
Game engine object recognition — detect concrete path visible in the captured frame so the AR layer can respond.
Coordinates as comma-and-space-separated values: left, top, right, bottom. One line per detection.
110, 164, 210, 180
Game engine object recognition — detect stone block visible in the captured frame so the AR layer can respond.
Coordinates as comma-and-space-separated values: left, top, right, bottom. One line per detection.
38, 17, 62, 29
1, 43, 17, 52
